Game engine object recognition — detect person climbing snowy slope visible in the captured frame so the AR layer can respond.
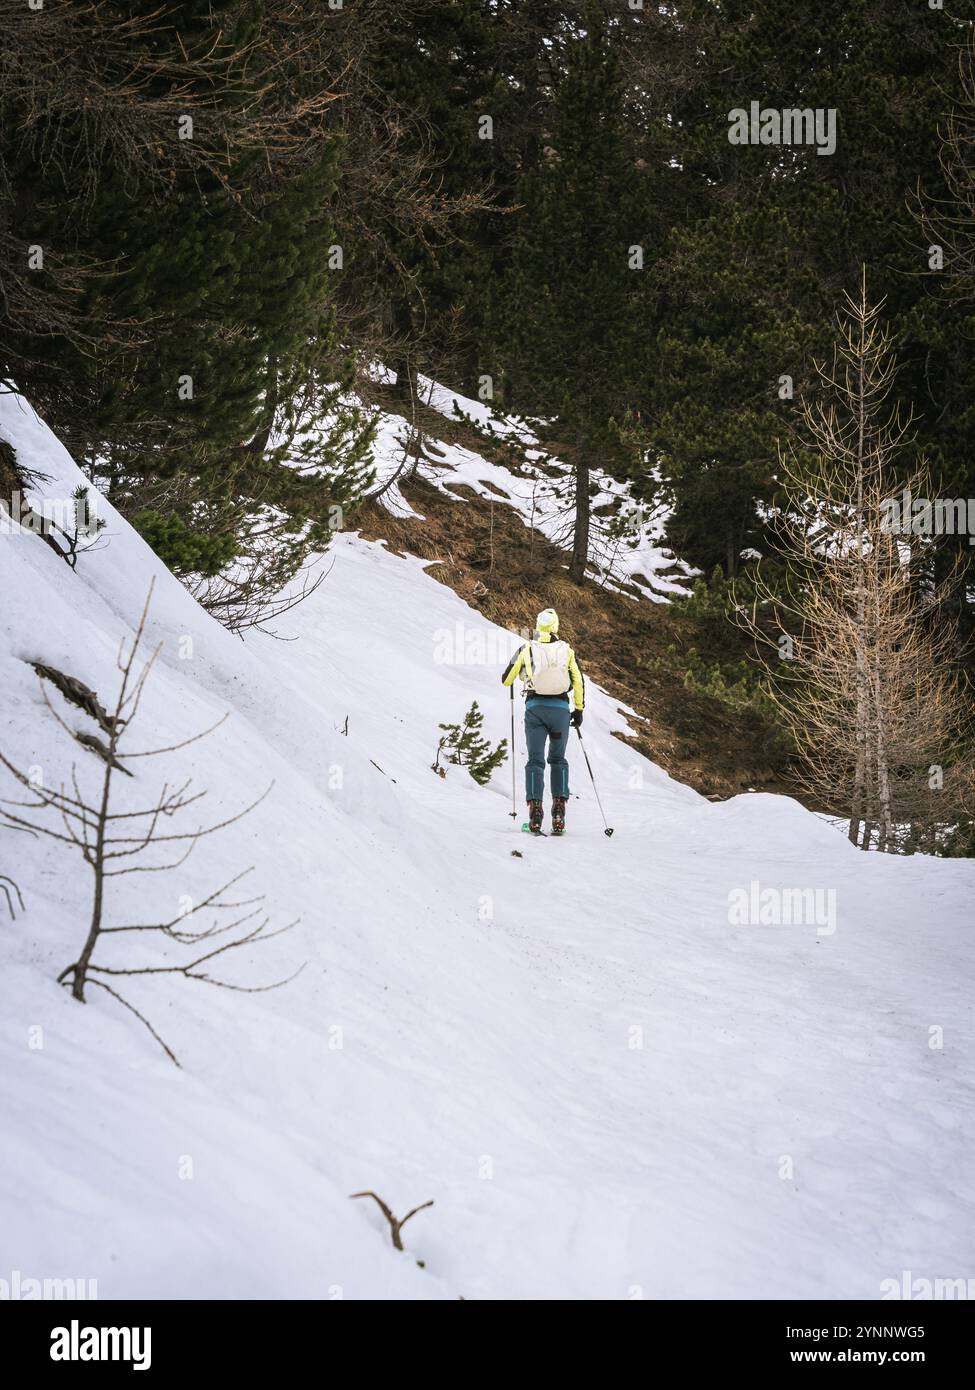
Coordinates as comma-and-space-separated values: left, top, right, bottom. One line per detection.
501, 608, 585, 834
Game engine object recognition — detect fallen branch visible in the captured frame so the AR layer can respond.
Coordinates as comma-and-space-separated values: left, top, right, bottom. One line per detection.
349, 1191, 434, 1252
1, 874, 24, 920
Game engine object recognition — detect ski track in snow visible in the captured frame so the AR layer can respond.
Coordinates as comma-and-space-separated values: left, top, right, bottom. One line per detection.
1, 389, 973, 1300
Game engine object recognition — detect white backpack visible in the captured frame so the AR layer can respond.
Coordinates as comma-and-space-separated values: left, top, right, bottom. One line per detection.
529, 639, 571, 695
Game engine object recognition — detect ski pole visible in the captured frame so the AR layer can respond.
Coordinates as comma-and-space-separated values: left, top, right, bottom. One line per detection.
575, 726, 614, 836
508, 684, 518, 819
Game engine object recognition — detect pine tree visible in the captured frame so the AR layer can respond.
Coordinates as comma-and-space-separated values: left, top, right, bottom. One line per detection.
647, 0, 968, 577
492, 6, 650, 582
1, 1, 372, 580
335, 0, 513, 401
433, 702, 508, 785
912, 31, 975, 644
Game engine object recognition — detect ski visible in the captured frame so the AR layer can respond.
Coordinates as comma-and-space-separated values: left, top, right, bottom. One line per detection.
520, 823, 547, 836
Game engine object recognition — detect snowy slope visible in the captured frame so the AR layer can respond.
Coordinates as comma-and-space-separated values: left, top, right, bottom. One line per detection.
1, 390, 974, 1300
366, 367, 694, 601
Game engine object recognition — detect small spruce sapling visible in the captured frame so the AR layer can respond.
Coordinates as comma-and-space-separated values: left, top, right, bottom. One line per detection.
432, 701, 508, 785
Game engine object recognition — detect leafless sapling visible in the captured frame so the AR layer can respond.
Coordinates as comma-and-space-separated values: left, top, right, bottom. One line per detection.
0, 582, 302, 1064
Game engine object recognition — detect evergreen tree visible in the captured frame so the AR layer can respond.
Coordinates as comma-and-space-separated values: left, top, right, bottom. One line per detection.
329, 0, 502, 401
492, 6, 650, 582
2, 1, 372, 580
433, 702, 508, 784
912, 29, 975, 642
647, 0, 969, 576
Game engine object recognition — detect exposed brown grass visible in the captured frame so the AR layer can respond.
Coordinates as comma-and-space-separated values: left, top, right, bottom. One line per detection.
356, 397, 795, 800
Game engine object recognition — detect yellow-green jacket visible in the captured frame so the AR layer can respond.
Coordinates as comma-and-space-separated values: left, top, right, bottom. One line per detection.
502, 631, 585, 710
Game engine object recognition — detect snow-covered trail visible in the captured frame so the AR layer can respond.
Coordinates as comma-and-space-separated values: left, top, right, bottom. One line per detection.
2, 391, 973, 1300
251, 536, 975, 1299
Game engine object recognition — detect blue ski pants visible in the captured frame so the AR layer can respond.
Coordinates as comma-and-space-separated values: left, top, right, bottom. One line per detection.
525, 702, 571, 800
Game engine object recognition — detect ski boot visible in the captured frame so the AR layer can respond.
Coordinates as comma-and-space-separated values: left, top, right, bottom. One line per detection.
551, 797, 566, 835
527, 800, 544, 834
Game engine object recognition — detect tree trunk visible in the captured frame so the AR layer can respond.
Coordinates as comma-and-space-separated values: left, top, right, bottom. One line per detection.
243, 356, 279, 458
861, 721, 878, 853
726, 526, 738, 578
873, 672, 896, 852
850, 307, 870, 847
849, 584, 869, 844
71, 764, 112, 1000
570, 455, 590, 584
392, 355, 414, 403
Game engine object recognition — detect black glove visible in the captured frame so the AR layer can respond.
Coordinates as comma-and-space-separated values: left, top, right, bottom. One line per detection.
571, 709, 583, 728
